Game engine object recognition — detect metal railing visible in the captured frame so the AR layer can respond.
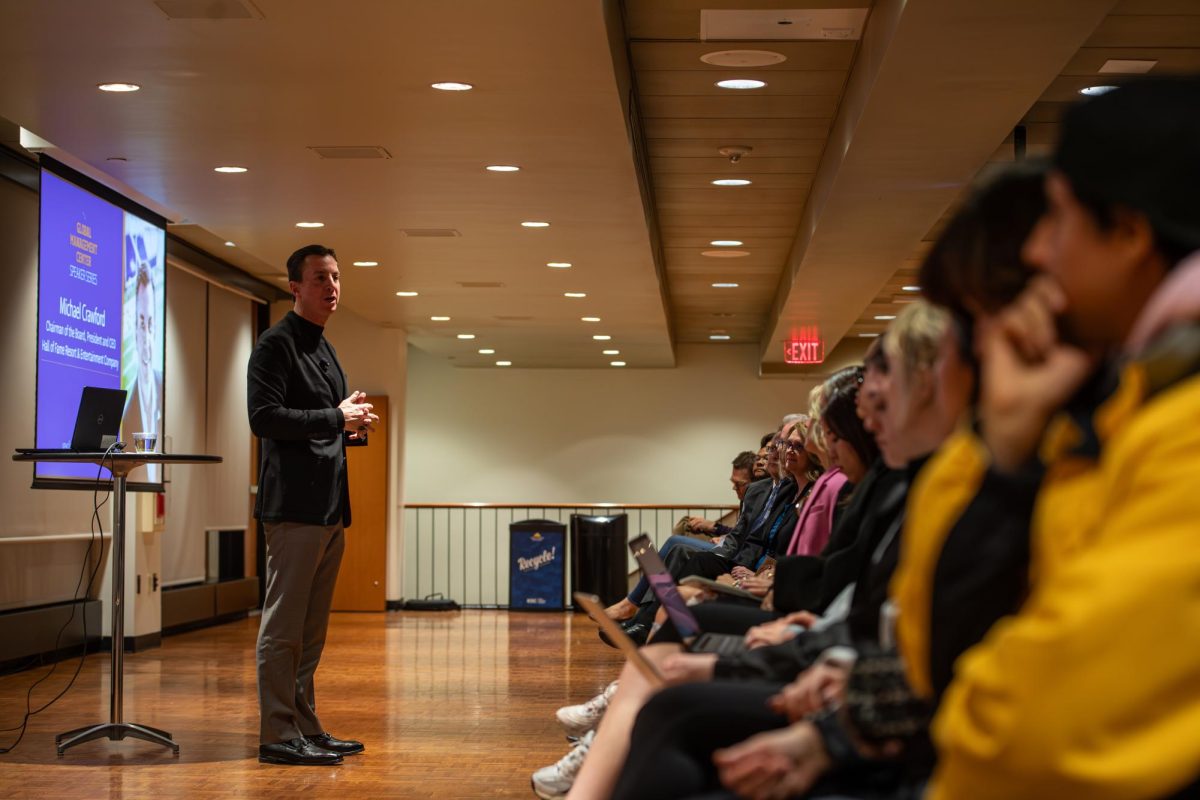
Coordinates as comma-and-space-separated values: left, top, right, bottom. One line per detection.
402, 503, 738, 609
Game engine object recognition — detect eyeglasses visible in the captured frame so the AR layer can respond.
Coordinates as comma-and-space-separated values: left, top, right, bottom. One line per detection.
779, 439, 807, 452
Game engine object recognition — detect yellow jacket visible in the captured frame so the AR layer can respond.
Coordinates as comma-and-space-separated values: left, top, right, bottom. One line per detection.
890, 428, 989, 701
929, 339, 1200, 799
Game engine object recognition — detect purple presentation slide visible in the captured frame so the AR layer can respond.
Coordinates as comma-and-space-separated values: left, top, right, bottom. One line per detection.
36, 170, 124, 479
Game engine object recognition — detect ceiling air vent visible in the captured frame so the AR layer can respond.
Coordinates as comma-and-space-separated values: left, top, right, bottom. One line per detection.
400, 228, 461, 238
700, 9, 867, 41
458, 281, 504, 289
153, 0, 263, 20
308, 146, 392, 160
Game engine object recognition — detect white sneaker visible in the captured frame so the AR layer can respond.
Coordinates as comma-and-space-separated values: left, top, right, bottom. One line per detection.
531, 730, 594, 800
555, 681, 618, 736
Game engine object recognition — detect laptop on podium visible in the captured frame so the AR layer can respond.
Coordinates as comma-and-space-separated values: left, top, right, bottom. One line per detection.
15, 386, 127, 454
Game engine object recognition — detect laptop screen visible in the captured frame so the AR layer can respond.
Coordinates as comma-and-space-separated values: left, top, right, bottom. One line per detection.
628, 534, 702, 640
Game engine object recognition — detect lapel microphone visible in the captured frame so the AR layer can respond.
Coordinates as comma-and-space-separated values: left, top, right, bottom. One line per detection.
318, 358, 330, 371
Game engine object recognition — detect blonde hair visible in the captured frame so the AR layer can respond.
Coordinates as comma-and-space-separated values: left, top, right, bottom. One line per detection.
806, 384, 827, 454
883, 300, 950, 378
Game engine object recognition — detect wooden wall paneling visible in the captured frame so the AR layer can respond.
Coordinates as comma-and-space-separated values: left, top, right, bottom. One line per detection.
332, 395, 389, 611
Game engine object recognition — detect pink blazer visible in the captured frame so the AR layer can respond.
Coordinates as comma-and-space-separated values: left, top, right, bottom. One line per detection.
784, 467, 848, 556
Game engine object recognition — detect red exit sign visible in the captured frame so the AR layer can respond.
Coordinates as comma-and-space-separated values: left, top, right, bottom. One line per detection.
784, 329, 824, 365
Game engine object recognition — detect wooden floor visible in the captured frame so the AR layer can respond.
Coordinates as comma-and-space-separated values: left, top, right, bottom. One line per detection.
0, 611, 621, 799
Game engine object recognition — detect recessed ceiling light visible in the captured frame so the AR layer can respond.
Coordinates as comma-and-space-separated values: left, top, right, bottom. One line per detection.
709, 334, 732, 341
354, 261, 379, 267
546, 262, 572, 269
610, 361, 626, 367
712, 179, 752, 186
716, 79, 767, 90
700, 50, 787, 68
1079, 85, 1118, 96
496, 360, 512, 367
395, 291, 419, 297
457, 333, 476, 340
901, 285, 921, 292
702, 249, 749, 258
874, 315, 896, 320
593, 334, 612, 341
712, 282, 739, 288
224, 241, 236, 247
295, 221, 324, 228
213, 166, 247, 173
485, 165, 520, 172
858, 333, 881, 338
564, 292, 587, 298
478, 348, 495, 355
581, 316, 601, 322
710, 240, 744, 247
98, 83, 140, 92
430, 316, 451, 321
521, 221, 550, 228
602, 349, 620, 355
432, 82, 473, 91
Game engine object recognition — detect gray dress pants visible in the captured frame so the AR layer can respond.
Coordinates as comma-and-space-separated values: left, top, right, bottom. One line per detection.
256, 521, 345, 744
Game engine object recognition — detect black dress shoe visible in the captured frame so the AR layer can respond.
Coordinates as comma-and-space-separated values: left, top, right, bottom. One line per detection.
622, 621, 650, 646
306, 732, 365, 755
600, 621, 649, 648
259, 737, 343, 766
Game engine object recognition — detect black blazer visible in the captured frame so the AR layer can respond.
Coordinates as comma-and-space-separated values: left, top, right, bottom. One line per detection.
710, 477, 774, 560
734, 477, 799, 569
248, 311, 351, 527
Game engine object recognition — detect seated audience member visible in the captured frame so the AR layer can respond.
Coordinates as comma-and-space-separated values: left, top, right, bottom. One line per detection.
610, 419, 805, 644
604, 450, 756, 621
708, 416, 823, 603
680, 163, 1050, 800
662, 366, 893, 646
750, 432, 773, 481
746, 417, 826, 590
566, 305, 953, 800
681, 449, 756, 540
783, 413, 846, 558
890, 161, 1046, 705
673, 370, 871, 587
929, 76, 1200, 799
684, 165, 1051, 800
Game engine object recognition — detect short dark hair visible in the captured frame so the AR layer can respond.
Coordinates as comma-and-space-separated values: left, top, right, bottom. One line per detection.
760, 431, 776, 449
732, 451, 756, 472
919, 161, 1046, 319
286, 244, 338, 282
1054, 76, 1200, 269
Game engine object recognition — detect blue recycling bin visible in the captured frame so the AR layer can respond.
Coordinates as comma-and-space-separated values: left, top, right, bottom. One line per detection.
509, 519, 566, 610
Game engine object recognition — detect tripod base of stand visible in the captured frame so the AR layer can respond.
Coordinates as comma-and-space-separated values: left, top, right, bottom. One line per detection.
56, 721, 179, 756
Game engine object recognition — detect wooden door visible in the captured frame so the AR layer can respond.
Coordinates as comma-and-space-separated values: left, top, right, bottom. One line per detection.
332, 394, 389, 611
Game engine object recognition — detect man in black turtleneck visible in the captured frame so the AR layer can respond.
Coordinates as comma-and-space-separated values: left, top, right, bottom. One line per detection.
247, 244, 378, 766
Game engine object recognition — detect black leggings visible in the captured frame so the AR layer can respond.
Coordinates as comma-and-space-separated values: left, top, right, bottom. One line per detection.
612, 681, 787, 800
611, 682, 922, 800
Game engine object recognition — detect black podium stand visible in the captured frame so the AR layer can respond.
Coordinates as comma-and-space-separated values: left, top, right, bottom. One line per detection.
12, 451, 222, 756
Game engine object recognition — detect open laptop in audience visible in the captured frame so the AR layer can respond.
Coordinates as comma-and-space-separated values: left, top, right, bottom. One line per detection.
628, 533, 749, 657
14, 386, 127, 454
